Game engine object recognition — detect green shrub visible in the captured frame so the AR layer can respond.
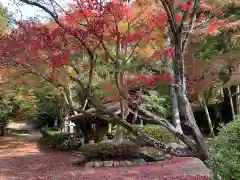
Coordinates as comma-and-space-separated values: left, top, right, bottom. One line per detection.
208, 117, 240, 179
41, 128, 74, 150
36, 101, 61, 128
79, 141, 140, 160
137, 124, 175, 143
0, 97, 13, 135
140, 91, 171, 118
18, 100, 38, 121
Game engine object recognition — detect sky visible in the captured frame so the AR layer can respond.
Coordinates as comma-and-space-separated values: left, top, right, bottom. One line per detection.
0, 0, 68, 21
0, 0, 45, 20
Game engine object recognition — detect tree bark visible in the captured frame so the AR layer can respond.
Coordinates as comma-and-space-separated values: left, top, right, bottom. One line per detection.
113, 43, 128, 144
228, 86, 235, 119
165, 34, 183, 134
132, 109, 138, 124
203, 96, 214, 137
237, 85, 240, 115
172, 22, 208, 159
177, 90, 208, 160
170, 84, 183, 133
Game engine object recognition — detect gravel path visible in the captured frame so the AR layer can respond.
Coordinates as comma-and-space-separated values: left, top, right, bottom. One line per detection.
0, 135, 210, 180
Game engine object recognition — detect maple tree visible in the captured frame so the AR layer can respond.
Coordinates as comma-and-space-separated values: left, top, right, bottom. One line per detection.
0, 0, 228, 160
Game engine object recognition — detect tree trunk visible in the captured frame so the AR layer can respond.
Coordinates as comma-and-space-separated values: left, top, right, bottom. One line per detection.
177, 90, 208, 160
113, 98, 126, 144
165, 34, 183, 134
228, 86, 235, 119
132, 109, 138, 124
237, 85, 240, 115
203, 96, 214, 137
170, 84, 183, 133
173, 33, 208, 160
113, 47, 128, 144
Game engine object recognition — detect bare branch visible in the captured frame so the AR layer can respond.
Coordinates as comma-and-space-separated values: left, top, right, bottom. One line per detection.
159, 0, 177, 37
182, 0, 199, 52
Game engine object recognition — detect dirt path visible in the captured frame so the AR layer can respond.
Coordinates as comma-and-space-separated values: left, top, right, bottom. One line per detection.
0, 135, 210, 180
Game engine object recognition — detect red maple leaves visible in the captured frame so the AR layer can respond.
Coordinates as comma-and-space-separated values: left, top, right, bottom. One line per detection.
207, 18, 225, 34
125, 74, 174, 88
0, 0, 226, 101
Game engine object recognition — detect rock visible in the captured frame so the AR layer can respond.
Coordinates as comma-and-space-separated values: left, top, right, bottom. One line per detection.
95, 161, 103, 168
139, 147, 165, 162
119, 161, 126, 167
133, 159, 147, 165
132, 159, 139, 165
85, 161, 94, 168
113, 161, 120, 167
125, 160, 132, 166
183, 158, 211, 177
165, 154, 172, 160
157, 156, 165, 161
104, 161, 113, 167
138, 159, 147, 165
72, 151, 85, 158
138, 152, 157, 162
131, 159, 139, 166
157, 151, 165, 157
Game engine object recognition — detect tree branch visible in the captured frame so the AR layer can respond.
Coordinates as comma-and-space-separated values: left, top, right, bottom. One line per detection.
182, 0, 199, 52
137, 107, 197, 152
19, 0, 94, 59
159, 0, 177, 37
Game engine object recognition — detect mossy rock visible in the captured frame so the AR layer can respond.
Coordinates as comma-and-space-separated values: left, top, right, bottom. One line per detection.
79, 141, 140, 160
138, 147, 165, 162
